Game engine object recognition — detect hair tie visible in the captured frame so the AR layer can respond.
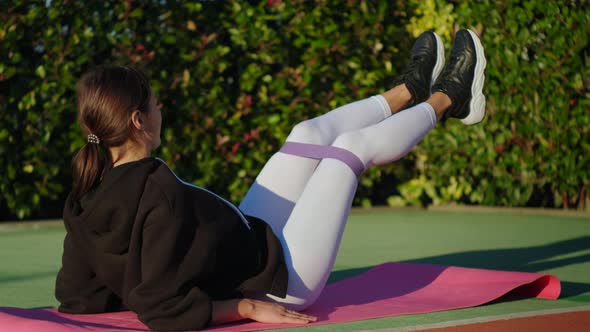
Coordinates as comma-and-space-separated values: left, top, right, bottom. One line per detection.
87, 133, 100, 144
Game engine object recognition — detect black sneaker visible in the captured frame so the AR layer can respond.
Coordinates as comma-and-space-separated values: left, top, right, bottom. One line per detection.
432, 29, 487, 125
392, 31, 445, 108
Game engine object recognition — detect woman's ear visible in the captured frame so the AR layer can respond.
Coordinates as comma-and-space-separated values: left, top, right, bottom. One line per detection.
130, 110, 143, 131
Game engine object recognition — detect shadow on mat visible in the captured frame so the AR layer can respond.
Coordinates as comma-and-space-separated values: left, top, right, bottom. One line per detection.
399, 235, 590, 298
320, 261, 557, 320
0, 307, 147, 331
311, 263, 450, 319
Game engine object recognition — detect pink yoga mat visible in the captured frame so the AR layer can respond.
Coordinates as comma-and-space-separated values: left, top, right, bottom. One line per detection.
0, 262, 560, 332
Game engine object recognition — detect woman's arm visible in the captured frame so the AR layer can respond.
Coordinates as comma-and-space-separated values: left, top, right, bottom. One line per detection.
56, 233, 122, 313
131, 179, 317, 329
211, 298, 317, 325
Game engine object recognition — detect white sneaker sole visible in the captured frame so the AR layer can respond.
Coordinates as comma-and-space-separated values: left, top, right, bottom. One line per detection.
431, 32, 445, 90
461, 29, 487, 125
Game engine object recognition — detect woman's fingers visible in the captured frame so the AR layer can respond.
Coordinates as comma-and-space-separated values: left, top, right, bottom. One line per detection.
281, 313, 315, 324
285, 307, 317, 321
282, 309, 317, 323
282, 316, 312, 324
290, 311, 317, 321
245, 298, 318, 324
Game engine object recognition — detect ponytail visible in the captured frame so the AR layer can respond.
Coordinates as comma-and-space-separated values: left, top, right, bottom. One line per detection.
71, 140, 109, 200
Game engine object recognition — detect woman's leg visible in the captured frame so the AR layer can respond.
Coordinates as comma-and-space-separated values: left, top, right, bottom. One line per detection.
265, 99, 441, 309
240, 30, 445, 233
270, 29, 486, 309
239, 93, 397, 232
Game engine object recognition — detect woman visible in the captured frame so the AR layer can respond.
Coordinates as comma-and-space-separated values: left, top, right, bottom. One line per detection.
56, 29, 486, 331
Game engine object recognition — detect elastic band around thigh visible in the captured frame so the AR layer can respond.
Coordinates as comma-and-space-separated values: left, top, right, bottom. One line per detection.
279, 142, 365, 177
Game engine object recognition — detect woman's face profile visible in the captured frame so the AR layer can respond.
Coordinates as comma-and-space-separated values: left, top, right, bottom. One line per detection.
143, 93, 163, 151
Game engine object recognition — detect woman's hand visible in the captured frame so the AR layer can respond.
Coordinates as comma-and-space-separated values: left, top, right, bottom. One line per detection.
238, 298, 317, 324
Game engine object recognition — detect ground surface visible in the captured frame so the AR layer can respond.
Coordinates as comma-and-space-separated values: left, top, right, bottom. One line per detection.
0, 208, 588, 331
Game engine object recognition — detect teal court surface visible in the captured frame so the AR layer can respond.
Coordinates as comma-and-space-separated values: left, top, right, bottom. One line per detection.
1, 208, 589, 331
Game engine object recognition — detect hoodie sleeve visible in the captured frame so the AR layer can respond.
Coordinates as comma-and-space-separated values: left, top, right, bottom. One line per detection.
55, 233, 122, 313
126, 187, 213, 331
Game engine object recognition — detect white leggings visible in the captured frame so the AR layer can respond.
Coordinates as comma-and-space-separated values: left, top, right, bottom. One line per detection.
239, 96, 437, 310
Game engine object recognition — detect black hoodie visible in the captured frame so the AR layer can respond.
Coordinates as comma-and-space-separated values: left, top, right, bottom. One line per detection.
55, 157, 287, 331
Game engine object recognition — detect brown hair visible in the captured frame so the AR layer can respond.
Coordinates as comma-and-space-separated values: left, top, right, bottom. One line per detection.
72, 66, 152, 200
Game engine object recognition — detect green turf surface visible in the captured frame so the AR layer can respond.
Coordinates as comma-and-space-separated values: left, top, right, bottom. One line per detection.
1, 209, 589, 331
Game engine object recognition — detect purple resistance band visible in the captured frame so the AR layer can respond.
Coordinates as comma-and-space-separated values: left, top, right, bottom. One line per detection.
279, 142, 365, 177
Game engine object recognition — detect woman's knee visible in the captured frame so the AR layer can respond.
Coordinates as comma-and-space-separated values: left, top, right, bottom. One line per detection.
279, 291, 320, 311
286, 120, 329, 145
264, 292, 316, 311
331, 131, 369, 164
284, 300, 314, 312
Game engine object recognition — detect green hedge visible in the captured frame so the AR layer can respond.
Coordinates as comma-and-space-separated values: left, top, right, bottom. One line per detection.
0, 0, 588, 220
401, 0, 590, 209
